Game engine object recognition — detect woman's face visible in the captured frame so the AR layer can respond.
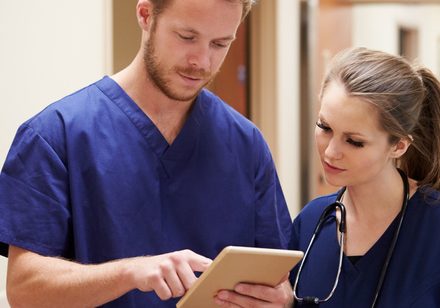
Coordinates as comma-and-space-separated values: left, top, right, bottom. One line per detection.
315, 81, 398, 187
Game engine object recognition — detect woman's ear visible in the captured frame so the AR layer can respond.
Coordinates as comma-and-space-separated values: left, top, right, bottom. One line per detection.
136, 0, 154, 31
390, 137, 412, 159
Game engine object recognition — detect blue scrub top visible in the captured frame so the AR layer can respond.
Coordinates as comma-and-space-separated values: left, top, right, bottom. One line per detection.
289, 188, 440, 308
0, 76, 292, 307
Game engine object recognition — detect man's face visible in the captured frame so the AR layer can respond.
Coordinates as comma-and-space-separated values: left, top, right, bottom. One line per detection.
143, 0, 242, 102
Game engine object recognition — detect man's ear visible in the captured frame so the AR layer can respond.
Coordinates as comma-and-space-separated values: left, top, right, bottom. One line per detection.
136, 0, 154, 31
390, 137, 412, 159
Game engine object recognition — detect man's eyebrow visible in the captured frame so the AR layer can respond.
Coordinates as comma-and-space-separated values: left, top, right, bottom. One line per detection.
217, 35, 236, 41
178, 27, 236, 41
179, 27, 199, 35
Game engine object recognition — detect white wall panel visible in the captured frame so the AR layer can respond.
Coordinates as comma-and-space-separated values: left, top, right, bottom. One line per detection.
353, 4, 440, 76
0, 0, 110, 303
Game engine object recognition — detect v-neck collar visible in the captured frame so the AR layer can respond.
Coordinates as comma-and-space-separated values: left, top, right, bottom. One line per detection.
95, 76, 206, 162
328, 189, 419, 274
340, 217, 399, 275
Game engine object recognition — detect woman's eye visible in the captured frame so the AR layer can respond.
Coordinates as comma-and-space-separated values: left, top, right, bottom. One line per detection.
347, 138, 364, 148
316, 121, 331, 132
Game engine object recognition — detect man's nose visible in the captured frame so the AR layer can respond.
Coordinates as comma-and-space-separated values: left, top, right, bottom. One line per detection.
187, 44, 211, 71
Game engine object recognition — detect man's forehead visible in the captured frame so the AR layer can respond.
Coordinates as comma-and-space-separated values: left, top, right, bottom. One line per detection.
158, 0, 242, 36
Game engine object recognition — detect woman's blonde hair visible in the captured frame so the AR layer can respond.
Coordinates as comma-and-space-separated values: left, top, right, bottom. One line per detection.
321, 47, 440, 190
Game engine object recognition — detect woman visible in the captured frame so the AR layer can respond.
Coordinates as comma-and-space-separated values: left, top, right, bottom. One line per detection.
214, 47, 440, 307
290, 47, 440, 307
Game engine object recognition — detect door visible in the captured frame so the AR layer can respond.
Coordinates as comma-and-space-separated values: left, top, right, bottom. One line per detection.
208, 20, 250, 117
302, 0, 353, 201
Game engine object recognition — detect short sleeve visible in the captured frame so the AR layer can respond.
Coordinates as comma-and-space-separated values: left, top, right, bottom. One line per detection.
0, 124, 72, 258
253, 129, 292, 249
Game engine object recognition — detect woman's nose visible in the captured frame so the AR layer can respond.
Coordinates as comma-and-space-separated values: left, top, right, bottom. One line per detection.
324, 138, 343, 160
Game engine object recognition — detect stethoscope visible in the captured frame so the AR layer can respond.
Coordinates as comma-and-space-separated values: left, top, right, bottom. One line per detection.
293, 168, 410, 308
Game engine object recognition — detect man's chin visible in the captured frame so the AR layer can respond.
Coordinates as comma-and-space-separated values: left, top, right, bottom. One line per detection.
165, 88, 203, 102
172, 80, 211, 101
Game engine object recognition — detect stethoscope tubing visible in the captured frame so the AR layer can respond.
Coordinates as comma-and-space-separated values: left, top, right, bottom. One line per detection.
293, 169, 409, 308
292, 195, 346, 305
371, 168, 409, 307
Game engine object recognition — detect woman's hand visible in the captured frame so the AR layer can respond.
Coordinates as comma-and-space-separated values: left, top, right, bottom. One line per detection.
214, 275, 293, 308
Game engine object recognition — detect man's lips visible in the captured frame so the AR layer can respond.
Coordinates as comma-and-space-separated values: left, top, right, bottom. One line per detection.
177, 72, 205, 87
180, 73, 202, 81
177, 66, 211, 80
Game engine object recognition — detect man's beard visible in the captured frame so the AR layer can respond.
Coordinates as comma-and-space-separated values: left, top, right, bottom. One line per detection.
143, 30, 215, 102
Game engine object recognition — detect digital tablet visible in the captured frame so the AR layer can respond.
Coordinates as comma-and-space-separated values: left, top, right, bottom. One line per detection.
176, 246, 303, 308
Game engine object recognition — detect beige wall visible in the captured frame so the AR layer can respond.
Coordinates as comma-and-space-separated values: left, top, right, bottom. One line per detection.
274, 0, 301, 218
251, 0, 301, 218
0, 1, 111, 305
112, 0, 140, 72
353, 3, 440, 76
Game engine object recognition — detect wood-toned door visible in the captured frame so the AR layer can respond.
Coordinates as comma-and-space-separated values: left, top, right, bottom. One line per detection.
302, 0, 353, 202
208, 20, 250, 117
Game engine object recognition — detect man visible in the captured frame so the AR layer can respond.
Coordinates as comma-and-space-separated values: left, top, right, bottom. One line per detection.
0, 0, 292, 306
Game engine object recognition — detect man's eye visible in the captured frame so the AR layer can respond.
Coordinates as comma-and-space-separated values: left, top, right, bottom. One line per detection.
316, 121, 331, 132
178, 34, 194, 41
212, 42, 228, 49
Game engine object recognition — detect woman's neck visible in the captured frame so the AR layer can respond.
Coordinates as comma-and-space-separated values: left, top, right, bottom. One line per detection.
344, 168, 404, 221
341, 167, 405, 256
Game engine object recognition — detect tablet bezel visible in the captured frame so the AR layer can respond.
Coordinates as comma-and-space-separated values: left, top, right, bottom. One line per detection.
177, 246, 303, 308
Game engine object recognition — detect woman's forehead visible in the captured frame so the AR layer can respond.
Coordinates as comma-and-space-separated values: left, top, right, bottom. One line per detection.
320, 82, 384, 135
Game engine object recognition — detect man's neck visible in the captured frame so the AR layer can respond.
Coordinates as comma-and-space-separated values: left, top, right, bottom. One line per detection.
111, 54, 195, 145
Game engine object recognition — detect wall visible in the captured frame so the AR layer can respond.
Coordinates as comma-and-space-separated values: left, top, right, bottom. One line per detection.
250, 0, 301, 218
353, 4, 440, 76
113, 0, 140, 72
275, 0, 301, 218
0, 1, 110, 305
309, 0, 353, 199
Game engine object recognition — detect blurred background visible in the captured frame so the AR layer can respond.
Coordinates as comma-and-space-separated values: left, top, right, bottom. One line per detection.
1, 0, 439, 306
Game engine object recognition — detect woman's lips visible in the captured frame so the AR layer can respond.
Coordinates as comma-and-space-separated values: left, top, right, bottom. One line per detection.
323, 161, 346, 174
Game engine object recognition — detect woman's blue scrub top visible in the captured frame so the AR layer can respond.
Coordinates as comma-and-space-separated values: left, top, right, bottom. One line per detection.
290, 189, 440, 307
0, 76, 292, 307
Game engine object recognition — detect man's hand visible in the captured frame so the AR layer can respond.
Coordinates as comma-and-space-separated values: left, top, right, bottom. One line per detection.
214, 275, 293, 308
7, 246, 212, 307
127, 249, 212, 300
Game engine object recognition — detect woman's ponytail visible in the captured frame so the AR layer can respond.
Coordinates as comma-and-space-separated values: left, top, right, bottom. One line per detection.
400, 67, 440, 190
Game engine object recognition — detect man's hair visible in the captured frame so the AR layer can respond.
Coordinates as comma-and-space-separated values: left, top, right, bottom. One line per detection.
148, 0, 256, 21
